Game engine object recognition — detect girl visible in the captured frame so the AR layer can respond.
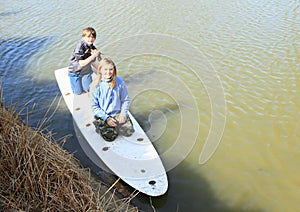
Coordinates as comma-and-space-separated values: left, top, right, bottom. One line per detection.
91, 57, 134, 141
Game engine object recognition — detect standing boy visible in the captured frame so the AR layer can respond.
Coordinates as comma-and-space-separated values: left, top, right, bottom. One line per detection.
68, 27, 99, 95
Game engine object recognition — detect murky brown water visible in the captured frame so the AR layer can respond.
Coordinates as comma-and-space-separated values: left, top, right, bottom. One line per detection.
1, 0, 299, 211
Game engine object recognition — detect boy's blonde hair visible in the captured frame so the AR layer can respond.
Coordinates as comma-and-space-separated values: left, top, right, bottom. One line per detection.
82, 27, 96, 38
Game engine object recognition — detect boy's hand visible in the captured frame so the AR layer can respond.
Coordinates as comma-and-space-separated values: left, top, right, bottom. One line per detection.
91, 49, 99, 59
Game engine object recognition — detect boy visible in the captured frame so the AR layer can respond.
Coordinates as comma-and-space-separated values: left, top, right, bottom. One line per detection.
68, 27, 99, 95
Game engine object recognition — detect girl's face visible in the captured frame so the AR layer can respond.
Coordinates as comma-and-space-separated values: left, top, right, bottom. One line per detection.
100, 63, 114, 80
82, 33, 95, 45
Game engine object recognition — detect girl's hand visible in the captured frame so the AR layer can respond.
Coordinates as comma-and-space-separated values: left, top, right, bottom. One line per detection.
106, 117, 117, 127
117, 115, 126, 124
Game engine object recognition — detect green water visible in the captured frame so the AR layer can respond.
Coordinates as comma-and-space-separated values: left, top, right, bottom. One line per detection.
1, 0, 299, 211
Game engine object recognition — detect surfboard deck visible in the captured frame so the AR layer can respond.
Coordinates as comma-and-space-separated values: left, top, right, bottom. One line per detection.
54, 67, 168, 196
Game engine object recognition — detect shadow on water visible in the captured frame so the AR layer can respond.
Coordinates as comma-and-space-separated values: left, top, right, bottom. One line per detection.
0, 36, 74, 139
120, 154, 242, 211
0, 36, 55, 111
155, 161, 241, 212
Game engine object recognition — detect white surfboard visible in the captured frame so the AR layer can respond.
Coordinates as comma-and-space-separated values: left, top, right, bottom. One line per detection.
55, 67, 168, 196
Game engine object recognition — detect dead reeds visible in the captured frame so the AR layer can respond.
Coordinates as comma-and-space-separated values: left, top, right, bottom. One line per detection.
0, 99, 138, 211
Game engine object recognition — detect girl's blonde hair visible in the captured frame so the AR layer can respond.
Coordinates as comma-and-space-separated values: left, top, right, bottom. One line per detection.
91, 57, 117, 89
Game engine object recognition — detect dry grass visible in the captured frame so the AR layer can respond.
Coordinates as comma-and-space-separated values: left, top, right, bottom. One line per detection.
0, 97, 138, 211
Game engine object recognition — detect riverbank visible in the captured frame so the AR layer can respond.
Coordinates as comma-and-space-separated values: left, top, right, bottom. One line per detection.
0, 97, 138, 211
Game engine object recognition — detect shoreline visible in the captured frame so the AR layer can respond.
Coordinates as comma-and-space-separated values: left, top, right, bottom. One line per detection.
0, 99, 139, 211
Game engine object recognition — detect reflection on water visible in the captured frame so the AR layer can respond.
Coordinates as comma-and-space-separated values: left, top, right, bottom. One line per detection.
1, 0, 300, 211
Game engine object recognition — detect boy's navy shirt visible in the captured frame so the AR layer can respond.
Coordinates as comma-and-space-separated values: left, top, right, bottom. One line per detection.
68, 41, 96, 75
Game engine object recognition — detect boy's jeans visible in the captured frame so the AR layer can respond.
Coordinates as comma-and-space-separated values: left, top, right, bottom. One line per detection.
69, 72, 92, 95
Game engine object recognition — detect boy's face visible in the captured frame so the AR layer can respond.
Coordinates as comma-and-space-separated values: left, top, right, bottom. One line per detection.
82, 33, 95, 45
101, 63, 114, 80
